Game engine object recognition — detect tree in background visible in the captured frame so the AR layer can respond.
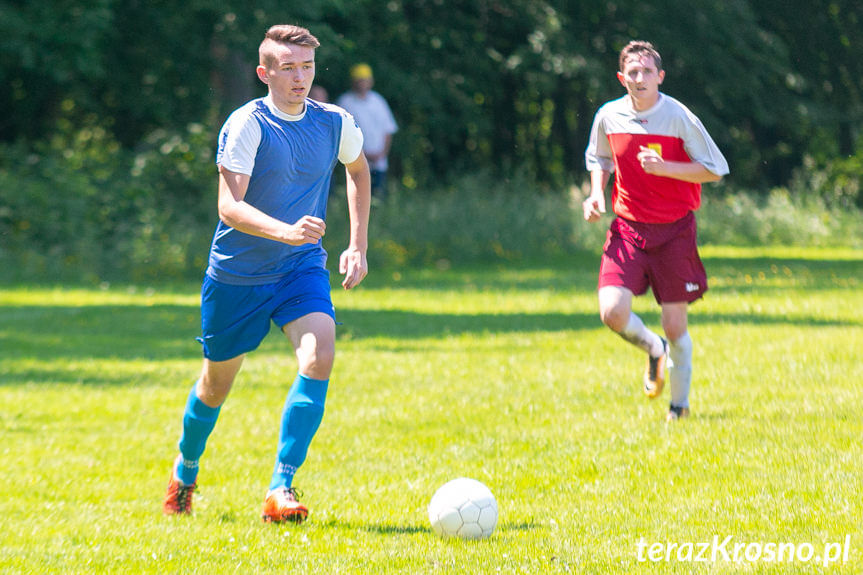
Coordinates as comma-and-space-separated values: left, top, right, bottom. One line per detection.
2, 0, 859, 189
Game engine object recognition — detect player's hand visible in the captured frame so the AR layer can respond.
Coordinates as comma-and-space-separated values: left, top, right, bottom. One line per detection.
284, 216, 326, 246
339, 246, 368, 290
582, 194, 606, 223
638, 146, 665, 175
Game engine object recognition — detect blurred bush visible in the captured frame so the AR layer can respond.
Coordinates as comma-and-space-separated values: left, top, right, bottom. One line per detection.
0, 122, 217, 283
1, 129, 861, 285
789, 152, 862, 210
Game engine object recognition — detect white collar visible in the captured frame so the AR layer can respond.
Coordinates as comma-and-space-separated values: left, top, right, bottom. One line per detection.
629, 92, 664, 116
263, 94, 306, 121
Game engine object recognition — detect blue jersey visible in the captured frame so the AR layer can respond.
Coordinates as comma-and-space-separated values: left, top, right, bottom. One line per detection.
208, 97, 358, 285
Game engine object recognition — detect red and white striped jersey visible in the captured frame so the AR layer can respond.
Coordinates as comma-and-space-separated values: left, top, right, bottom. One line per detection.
585, 93, 729, 223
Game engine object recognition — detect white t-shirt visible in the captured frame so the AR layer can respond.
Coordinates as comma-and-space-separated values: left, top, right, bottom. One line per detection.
336, 90, 398, 171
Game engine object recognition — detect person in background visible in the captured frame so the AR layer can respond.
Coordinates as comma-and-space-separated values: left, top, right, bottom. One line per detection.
582, 40, 729, 423
337, 63, 398, 200
309, 85, 329, 102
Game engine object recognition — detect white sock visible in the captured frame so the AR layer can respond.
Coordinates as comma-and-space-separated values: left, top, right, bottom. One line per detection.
668, 332, 693, 408
620, 313, 665, 358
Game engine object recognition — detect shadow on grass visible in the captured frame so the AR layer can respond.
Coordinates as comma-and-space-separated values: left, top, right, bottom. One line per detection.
2, 253, 860, 385
0, 304, 200, 361
347, 252, 599, 292
1, 307, 858, 387
0, 305, 603, 386
4, 303, 850, 356
336, 310, 600, 341
703, 255, 863, 293
351, 253, 863, 294
325, 520, 541, 536
361, 523, 430, 535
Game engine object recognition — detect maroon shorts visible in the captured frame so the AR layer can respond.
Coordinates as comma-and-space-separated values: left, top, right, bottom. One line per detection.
598, 212, 707, 304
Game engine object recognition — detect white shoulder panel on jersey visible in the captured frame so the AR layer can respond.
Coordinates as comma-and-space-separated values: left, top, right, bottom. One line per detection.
317, 102, 363, 165
305, 101, 364, 164
218, 102, 262, 176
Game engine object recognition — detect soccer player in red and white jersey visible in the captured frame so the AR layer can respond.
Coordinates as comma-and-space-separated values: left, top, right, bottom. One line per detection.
583, 40, 729, 422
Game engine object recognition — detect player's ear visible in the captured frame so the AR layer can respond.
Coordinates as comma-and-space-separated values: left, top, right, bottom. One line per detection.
658, 69, 665, 84
256, 65, 269, 85
616, 70, 626, 86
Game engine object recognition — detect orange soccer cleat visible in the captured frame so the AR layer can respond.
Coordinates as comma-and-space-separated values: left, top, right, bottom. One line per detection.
163, 473, 196, 515
643, 338, 667, 399
262, 487, 309, 524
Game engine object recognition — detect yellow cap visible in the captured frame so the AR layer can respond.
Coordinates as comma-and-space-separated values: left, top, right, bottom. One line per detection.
350, 63, 373, 81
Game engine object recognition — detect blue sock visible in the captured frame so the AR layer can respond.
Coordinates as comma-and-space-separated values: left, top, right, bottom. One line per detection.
269, 374, 329, 491
176, 382, 221, 485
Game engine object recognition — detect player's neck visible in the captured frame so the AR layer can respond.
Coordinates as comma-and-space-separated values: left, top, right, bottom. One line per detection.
267, 93, 306, 117
629, 92, 661, 112
276, 101, 306, 116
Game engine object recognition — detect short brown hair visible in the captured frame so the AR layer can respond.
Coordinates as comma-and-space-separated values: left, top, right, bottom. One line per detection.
259, 25, 320, 68
619, 40, 662, 72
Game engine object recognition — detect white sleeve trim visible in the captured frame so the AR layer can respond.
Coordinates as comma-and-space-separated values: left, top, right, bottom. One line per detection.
338, 111, 364, 164
683, 115, 730, 176
217, 106, 261, 175
585, 105, 615, 173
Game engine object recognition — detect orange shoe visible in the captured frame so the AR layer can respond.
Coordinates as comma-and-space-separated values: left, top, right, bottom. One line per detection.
162, 469, 196, 515
262, 487, 309, 524
644, 338, 667, 399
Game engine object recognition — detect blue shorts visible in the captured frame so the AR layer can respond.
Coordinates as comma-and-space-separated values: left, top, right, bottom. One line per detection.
197, 268, 335, 361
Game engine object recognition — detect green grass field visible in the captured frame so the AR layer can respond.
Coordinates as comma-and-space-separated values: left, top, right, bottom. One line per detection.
1, 246, 861, 574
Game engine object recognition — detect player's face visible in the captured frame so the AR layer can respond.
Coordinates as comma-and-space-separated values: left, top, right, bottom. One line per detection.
257, 43, 316, 115
617, 54, 664, 111
352, 77, 373, 95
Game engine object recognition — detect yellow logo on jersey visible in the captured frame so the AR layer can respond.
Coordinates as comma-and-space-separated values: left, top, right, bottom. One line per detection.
647, 143, 663, 157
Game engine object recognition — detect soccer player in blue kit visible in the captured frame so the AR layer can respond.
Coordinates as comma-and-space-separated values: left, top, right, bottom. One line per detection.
162, 25, 370, 523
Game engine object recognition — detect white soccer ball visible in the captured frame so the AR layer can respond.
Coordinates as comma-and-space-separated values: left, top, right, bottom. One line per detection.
428, 477, 497, 540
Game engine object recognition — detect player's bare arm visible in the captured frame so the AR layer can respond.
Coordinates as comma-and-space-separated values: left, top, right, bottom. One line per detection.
339, 153, 371, 290
583, 169, 610, 222
218, 166, 325, 246
637, 146, 723, 183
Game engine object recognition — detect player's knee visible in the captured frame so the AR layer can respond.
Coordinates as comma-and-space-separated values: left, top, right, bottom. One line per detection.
298, 344, 335, 378
598, 287, 632, 332
662, 319, 688, 342
668, 331, 693, 355
197, 375, 233, 407
599, 305, 629, 333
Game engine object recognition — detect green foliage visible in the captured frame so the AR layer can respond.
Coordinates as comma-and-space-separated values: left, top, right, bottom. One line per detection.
0, 122, 217, 283
328, 174, 863, 272
328, 0, 801, 187
124, 123, 219, 280
1, 0, 861, 190
697, 188, 859, 248
0, 0, 115, 141
1, 251, 862, 573
750, 0, 863, 163
789, 151, 863, 210
3, 146, 863, 284
0, 123, 124, 281
328, 171, 579, 269
1, 0, 861, 286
